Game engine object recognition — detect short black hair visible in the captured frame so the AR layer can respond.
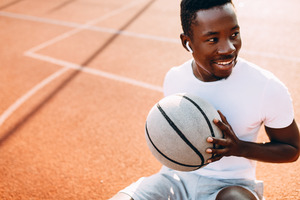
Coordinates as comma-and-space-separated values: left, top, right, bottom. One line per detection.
180, 0, 233, 38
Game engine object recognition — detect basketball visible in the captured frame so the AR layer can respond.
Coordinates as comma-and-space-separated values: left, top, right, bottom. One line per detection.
145, 93, 223, 171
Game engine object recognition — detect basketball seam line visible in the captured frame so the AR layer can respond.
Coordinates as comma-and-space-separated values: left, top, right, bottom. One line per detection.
179, 94, 218, 160
181, 95, 216, 138
145, 123, 202, 168
156, 103, 205, 166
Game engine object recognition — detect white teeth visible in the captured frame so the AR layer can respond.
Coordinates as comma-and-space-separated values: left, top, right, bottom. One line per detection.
216, 61, 232, 65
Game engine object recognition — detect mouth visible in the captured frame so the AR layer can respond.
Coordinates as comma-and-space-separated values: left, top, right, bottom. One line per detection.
215, 60, 233, 65
212, 58, 236, 70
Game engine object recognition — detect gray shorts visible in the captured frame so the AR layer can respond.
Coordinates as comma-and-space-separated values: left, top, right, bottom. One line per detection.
120, 168, 264, 200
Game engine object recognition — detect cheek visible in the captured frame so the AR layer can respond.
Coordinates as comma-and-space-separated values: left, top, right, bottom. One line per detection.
235, 38, 242, 51
194, 53, 213, 65
194, 45, 216, 59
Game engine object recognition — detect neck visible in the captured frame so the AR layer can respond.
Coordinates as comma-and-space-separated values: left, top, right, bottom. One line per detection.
192, 60, 220, 82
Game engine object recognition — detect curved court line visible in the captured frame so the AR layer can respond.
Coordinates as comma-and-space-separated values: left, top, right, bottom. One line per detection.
0, 67, 69, 127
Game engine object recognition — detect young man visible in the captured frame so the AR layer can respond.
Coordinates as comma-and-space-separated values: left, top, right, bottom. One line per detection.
110, 0, 300, 199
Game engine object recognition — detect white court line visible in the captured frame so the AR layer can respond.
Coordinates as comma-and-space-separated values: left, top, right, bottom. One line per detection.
0, 11, 80, 28
25, 51, 163, 92
0, 11, 180, 46
88, 26, 179, 44
25, 0, 145, 53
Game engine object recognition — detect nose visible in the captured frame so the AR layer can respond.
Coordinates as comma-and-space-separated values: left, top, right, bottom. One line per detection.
217, 40, 236, 55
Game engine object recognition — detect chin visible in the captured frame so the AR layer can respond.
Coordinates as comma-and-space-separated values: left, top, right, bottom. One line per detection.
216, 69, 233, 79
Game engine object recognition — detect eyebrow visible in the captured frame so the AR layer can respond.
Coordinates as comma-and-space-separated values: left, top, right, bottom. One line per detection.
232, 25, 240, 30
203, 25, 240, 37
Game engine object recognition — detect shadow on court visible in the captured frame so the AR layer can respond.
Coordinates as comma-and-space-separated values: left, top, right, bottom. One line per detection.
0, 0, 24, 10
81, 0, 156, 66
47, 0, 77, 13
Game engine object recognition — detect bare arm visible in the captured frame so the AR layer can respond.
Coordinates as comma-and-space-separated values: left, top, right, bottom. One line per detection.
206, 111, 300, 163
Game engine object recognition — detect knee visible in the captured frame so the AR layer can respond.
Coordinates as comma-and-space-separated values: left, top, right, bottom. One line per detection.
216, 186, 258, 200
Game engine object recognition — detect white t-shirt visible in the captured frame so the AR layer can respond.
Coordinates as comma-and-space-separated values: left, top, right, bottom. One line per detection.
163, 57, 294, 180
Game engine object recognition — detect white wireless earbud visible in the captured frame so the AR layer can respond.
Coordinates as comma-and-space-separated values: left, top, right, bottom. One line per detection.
186, 41, 193, 53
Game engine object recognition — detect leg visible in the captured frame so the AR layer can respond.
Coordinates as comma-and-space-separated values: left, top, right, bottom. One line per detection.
109, 169, 196, 200
216, 186, 258, 200
109, 192, 133, 200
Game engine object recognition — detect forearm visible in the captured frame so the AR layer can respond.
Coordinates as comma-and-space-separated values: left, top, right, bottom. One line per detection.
237, 140, 299, 163
210, 116, 300, 164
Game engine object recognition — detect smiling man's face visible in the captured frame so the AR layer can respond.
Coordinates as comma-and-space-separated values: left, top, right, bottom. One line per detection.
182, 3, 242, 82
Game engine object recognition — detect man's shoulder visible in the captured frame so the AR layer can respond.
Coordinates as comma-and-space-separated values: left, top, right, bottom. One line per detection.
163, 59, 194, 96
237, 57, 287, 91
168, 59, 193, 73
236, 58, 276, 80
164, 59, 193, 81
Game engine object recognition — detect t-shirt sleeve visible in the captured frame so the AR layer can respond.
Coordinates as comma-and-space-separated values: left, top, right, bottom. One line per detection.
262, 77, 294, 128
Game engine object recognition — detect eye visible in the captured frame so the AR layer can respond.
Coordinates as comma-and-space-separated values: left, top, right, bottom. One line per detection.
231, 32, 240, 39
207, 38, 218, 43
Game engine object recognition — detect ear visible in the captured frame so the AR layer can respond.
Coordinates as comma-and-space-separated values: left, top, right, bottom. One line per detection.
180, 33, 192, 53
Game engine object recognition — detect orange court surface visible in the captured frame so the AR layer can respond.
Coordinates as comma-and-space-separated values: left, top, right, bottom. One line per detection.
0, 0, 300, 199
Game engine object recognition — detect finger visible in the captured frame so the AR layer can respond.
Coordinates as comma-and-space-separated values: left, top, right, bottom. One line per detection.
207, 137, 228, 146
206, 147, 228, 156
207, 155, 223, 163
217, 110, 229, 124
213, 118, 231, 134
217, 110, 234, 131
206, 148, 228, 163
